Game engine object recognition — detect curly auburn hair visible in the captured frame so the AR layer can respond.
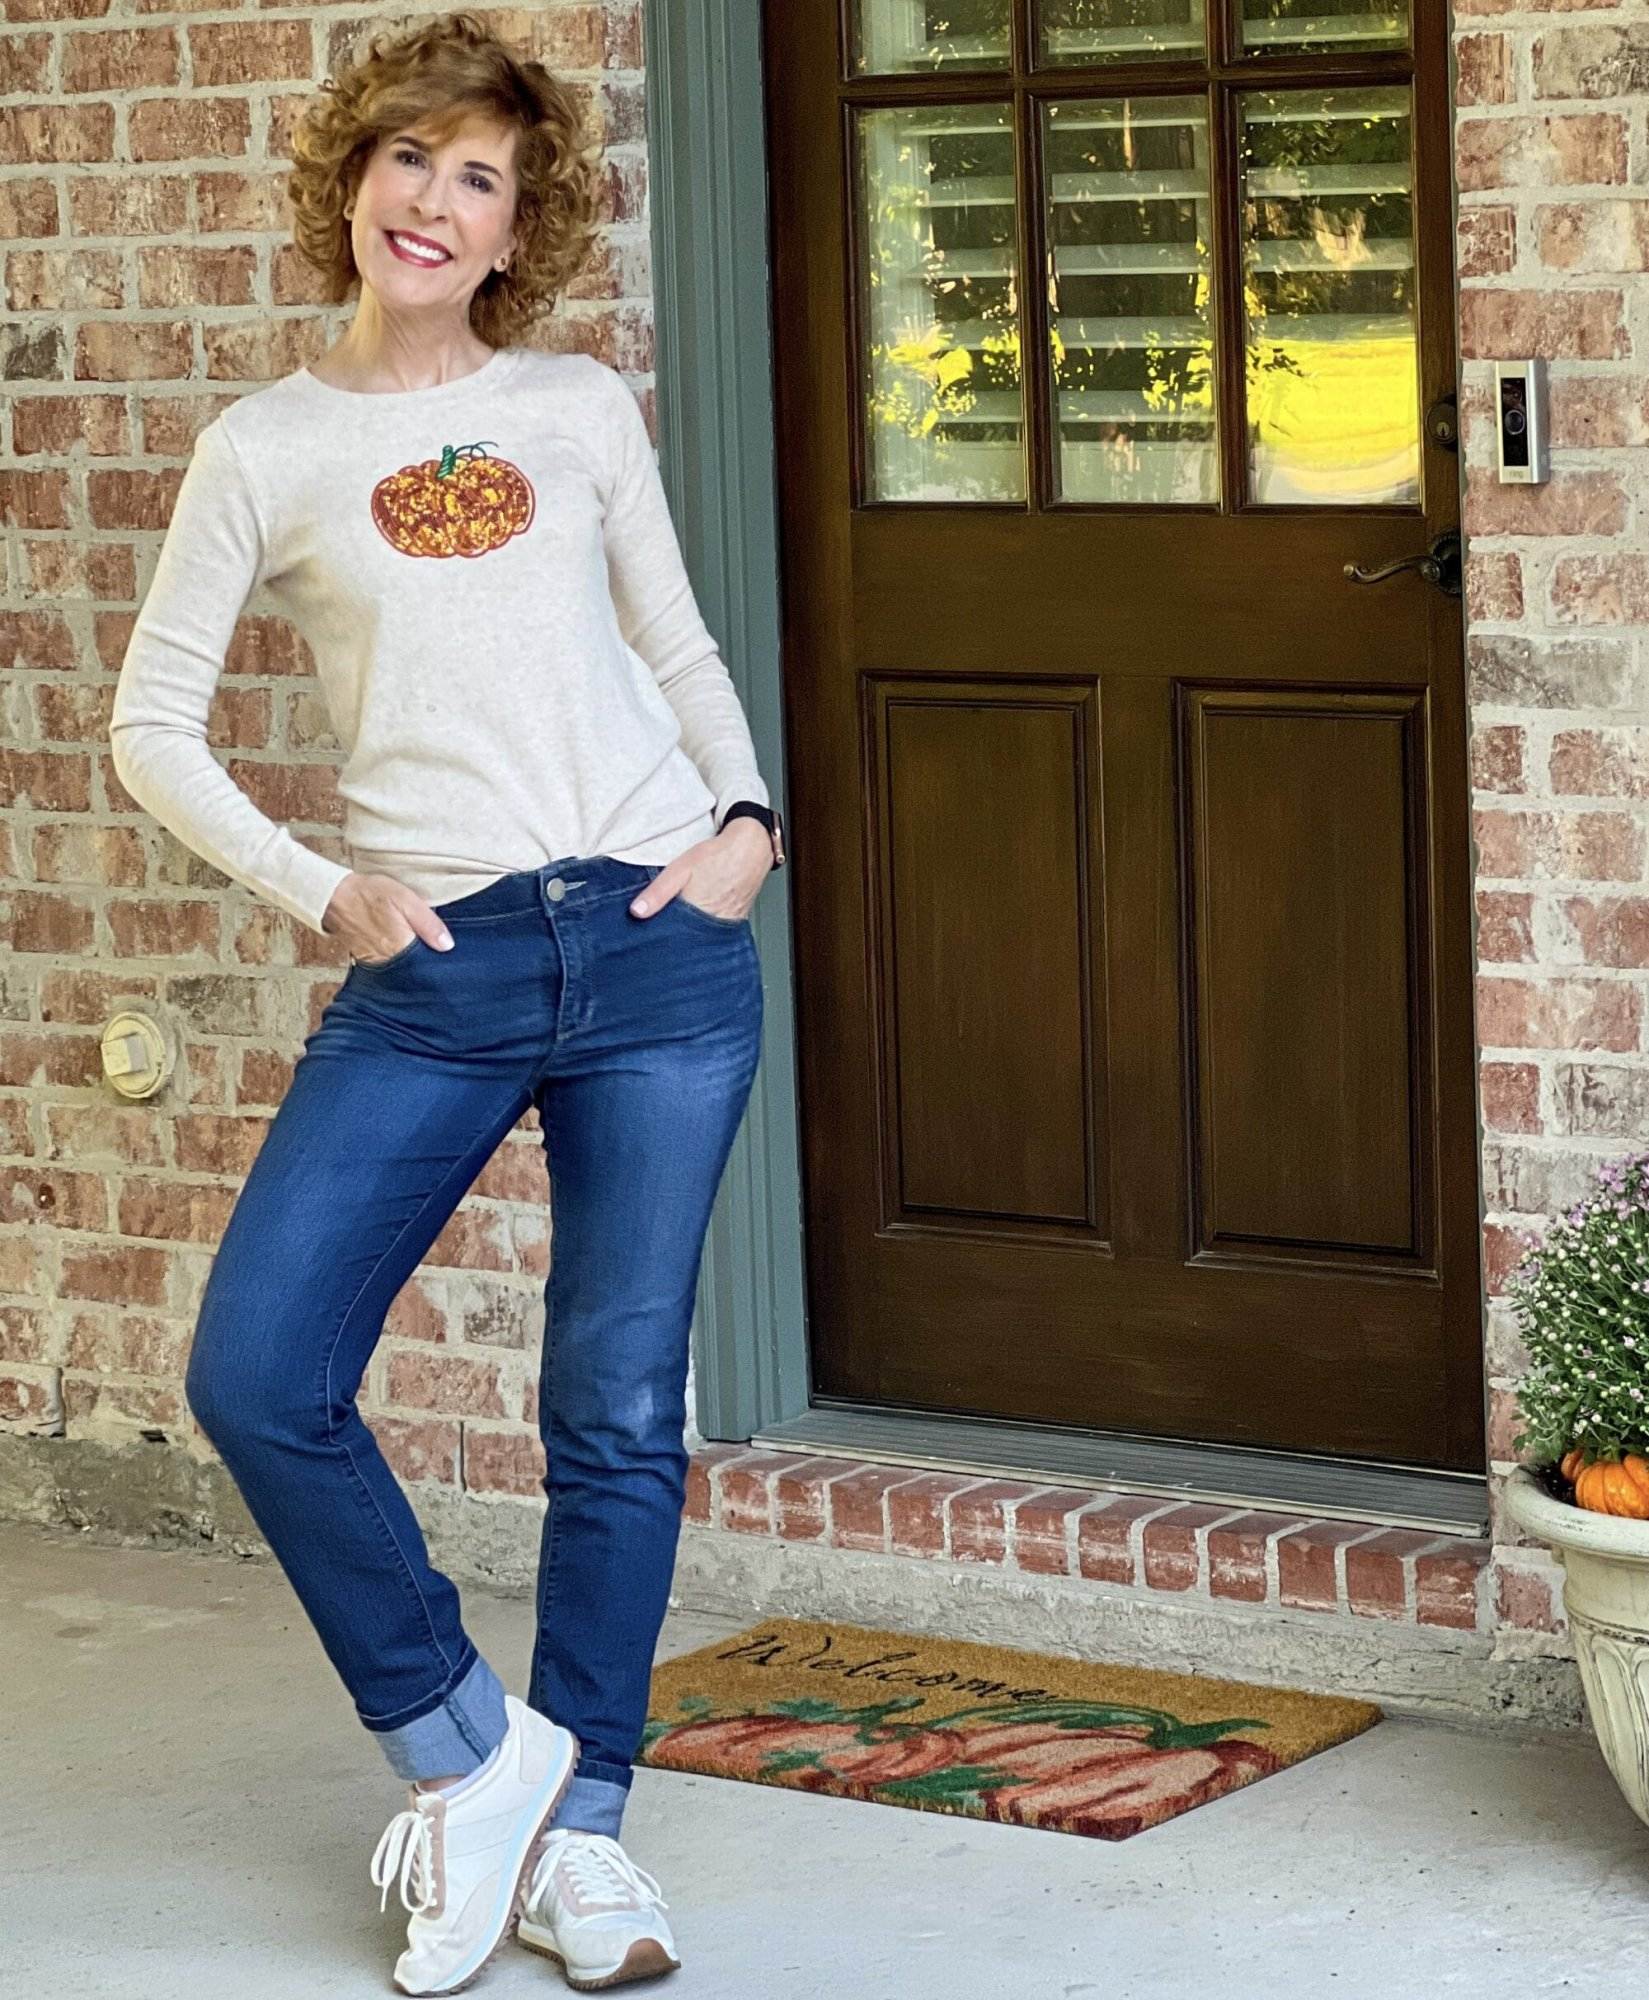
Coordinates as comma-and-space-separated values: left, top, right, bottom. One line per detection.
286, 11, 601, 350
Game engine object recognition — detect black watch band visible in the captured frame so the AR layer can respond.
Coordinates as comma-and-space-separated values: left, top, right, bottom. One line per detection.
717, 799, 786, 866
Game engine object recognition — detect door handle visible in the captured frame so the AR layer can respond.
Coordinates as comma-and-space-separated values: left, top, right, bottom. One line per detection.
1344, 530, 1461, 598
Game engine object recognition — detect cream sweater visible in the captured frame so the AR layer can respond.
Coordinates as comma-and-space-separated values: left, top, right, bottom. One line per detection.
109, 346, 769, 936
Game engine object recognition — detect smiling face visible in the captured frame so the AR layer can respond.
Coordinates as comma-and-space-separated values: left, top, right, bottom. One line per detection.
348, 109, 520, 318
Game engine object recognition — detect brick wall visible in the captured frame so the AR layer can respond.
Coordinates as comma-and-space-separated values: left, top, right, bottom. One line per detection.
0, 2, 658, 1495
1456, 3, 1649, 1644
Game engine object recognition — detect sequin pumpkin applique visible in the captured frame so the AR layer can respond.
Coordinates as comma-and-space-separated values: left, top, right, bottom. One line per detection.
370, 440, 536, 559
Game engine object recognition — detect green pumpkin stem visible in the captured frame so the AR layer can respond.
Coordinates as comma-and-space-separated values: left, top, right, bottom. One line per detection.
435, 440, 499, 479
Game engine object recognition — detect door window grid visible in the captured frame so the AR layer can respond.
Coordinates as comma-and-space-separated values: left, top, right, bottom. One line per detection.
847, 0, 1420, 509
1240, 87, 1420, 505
848, 0, 1014, 73
857, 102, 1026, 502
1045, 96, 1217, 505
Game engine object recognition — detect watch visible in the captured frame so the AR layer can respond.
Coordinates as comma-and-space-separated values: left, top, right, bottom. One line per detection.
718, 800, 786, 868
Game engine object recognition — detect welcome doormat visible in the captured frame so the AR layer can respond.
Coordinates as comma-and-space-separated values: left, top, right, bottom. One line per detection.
639, 1617, 1381, 1839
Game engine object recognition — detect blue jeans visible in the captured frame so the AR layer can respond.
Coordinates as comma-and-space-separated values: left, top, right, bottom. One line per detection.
185, 854, 764, 1838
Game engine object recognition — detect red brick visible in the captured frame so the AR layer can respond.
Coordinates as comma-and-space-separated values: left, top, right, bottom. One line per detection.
1456, 31, 1514, 104
63, 1376, 178, 1435
1473, 807, 1642, 883
1466, 549, 1523, 620
64, 1311, 184, 1377
127, 95, 248, 164
0, 1364, 62, 1431
773, 1455, 845, 1542
718, 1452, 806, 1535
1278, 1521, 1382, 1611
60, 1241, 168, 1307
1467, 470, 1627, 539
0, 1164, 106, 1232
1458, 204, 1516, 277
1344, 1529, 1446, 1620
1417, 1543, 1488, 1630
683, 1443, 748, 1525
828, 1465, 924, 1552
1460, 288, 1627, 362
887, 1472, 982, 1557
1548, 374, 1649, 451
1495, 1559, 1563, 1632
187, 19, 312, 87
1475, 890, 1534, 963
1141, 1504, 1237, 1592
1012, 1487, 1106, 1576
1476, 974, 1638, 1054
59, 27, 176, 94
1076, 1494, 1177, 1585
1481, 1061, 1542, 1134
1536, 200, 1649, 276
1472, 726, 1525, 796
383, 1350, 506, 1419
1456, 113, 1627, 192
0, 101, 114, 167
365, 1413, 460, 1487
1532, 24, 1649, 99
1, 749, 92, 814
460, 1425, 542, 1496
948, 1479, 1032, 1565
1552, 553, 1649, 625
1206, 1512, 1309, 1603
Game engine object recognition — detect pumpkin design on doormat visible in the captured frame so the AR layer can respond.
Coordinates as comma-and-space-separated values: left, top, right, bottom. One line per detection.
640, 1617, 1382, 1840
641, 1692, 1281, 1839
371, 439, 535, 559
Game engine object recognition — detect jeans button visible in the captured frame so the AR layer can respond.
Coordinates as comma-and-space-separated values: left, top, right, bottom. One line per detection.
546, 877, 566, 902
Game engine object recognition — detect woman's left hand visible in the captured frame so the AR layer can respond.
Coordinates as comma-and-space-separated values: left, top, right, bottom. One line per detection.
628, 817, 772, 923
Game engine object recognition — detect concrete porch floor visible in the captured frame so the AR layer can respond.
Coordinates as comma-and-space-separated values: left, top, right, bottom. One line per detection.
5, 1516, 1644, 1999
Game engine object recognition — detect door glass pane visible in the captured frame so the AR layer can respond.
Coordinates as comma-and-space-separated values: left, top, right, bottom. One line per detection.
857, 103, 1024, 503
1240, 87, 1419, 506
851, 0, 1012, 73
1242, 0, 1407, 53
1045, 97, 1216, 505
1038, 0, 1204, 66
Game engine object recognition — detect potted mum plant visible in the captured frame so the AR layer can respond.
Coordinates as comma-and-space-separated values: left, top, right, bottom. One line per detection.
1504, 1146, 1649, 1825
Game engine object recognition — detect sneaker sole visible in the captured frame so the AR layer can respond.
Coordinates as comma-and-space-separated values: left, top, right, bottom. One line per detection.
515, 1924, 681, 1991
392, 1726, 581, 2000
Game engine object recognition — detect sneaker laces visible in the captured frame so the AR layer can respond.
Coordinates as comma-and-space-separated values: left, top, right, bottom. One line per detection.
530, 1832, 668, 1914
370, 1799, 440, 1916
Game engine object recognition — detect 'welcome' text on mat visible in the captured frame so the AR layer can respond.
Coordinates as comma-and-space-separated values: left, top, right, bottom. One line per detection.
640, 1617, 1381, 1839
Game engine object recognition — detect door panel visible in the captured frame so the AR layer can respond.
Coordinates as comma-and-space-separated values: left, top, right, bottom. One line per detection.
763, 0, 1482, 1469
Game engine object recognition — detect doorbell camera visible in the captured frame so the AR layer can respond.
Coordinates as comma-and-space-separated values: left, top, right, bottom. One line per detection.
1493, 360, 1548, 484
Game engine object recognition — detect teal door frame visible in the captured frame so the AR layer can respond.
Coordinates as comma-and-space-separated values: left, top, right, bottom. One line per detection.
643, 0, 811, 1439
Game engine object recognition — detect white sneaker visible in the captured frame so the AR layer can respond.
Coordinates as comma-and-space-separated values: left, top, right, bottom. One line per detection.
369, 1693, 579, 1997
516, 1830, 681, 1990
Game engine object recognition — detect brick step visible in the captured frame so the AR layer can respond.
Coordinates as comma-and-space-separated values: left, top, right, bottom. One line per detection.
685, 1444, 1492, 1631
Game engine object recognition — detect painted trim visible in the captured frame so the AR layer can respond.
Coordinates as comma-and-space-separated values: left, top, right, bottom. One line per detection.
644, 0, 812, 1438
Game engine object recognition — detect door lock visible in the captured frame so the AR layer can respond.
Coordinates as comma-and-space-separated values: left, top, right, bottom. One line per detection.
1344, 530, 1461, 598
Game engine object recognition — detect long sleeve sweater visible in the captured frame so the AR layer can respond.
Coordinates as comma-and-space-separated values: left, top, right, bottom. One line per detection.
109, 346, 769, 936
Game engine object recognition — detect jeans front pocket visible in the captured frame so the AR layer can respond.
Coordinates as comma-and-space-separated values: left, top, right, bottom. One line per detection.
669, 893, 751, 933
351, 933, 423, 972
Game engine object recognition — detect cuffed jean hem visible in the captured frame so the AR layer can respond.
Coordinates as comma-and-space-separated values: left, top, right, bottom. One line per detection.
547, 1774, 631, 1840
366, 1651, 510, 1781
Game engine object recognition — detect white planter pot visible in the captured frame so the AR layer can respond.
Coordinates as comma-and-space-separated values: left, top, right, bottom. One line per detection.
1506, 1464, 1649, 1827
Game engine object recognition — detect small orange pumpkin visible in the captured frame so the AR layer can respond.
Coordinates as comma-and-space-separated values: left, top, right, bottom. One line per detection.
1562, 1448, 1649, 1517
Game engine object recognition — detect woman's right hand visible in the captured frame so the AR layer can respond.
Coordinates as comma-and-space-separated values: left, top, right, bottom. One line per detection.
322, 872, 453, 964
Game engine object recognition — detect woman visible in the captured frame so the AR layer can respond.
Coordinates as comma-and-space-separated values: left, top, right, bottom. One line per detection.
108, 13, 783, 1995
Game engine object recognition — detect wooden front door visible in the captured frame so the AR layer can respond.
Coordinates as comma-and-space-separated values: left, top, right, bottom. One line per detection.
762, 0, 1481, 1470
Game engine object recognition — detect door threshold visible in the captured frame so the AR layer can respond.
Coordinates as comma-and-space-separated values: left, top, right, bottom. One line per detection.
749, 1403, 1488, 1536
